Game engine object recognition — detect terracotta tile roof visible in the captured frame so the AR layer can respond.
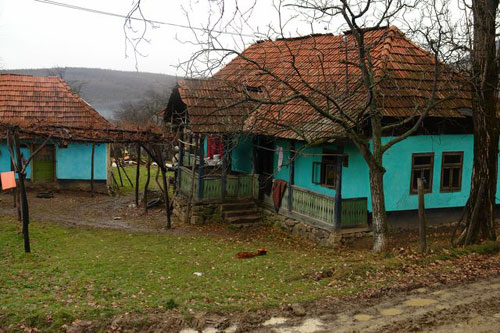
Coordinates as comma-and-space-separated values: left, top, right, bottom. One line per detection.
0, 74, 111, 128
176, 26, 471, 139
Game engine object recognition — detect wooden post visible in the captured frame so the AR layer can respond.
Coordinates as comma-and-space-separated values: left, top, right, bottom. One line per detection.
144, 156, 151, 213
221, 135, 227, 199
333, 147, 344, 231
90, 143, 95, 196
187, 134, 192, 166
12, 130, 30, 253
288, 141, 295, 212
198, 135, 205, 201
114, 147, 124, 187
135, 144, 141, 206
161, 166, 172, 229
417, 178, 427, 253
177, 131, 185, 191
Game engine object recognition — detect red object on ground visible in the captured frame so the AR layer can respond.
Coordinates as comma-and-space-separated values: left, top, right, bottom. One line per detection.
236, 248, 268, 259
1, 171, 16, 190
272, 180, 287, 212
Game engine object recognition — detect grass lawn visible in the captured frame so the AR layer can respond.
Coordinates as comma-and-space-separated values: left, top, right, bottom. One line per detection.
1, 216, 499, 330
111, 165, 174, 195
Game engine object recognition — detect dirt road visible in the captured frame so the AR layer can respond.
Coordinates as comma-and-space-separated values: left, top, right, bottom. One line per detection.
239, 277, 500, 333
174, 277, 500, 333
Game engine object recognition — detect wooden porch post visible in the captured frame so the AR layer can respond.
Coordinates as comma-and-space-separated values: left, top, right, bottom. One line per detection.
90, 143, 95, 197
221, 135, 227, 199
198, 135, 205, 201
177, 130, 185, 191
187, 133, 192, 166
135, 144, 141, 206
333, 146, 344, 231
288, 141, 295, 212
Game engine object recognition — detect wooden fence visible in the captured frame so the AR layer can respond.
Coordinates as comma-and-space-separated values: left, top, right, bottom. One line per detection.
180, 168, 367, 228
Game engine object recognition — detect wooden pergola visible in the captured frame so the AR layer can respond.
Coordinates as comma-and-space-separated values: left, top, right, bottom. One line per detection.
0, 121, 177, 253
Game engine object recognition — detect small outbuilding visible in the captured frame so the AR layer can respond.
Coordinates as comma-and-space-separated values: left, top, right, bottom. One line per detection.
0, 74, 111, 191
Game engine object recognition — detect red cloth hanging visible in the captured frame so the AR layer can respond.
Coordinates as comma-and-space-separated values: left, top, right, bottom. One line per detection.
207, 136, 223, 158
272, 180, 288, 212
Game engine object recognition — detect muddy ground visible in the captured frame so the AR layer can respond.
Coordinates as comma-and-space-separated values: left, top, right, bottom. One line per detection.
2, 190, 500, 332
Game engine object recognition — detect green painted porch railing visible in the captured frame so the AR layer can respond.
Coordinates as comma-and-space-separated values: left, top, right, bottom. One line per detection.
260, 183, 367, 228
178, 167, 254, 201
182, 153, 198, 167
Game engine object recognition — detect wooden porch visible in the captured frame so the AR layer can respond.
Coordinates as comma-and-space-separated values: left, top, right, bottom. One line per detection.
177, 165, 368, 231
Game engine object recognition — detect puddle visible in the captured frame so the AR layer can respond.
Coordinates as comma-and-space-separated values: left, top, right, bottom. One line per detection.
225, 325, 238, 333
263, 317, 288, 326
380, 308, 403, 316
274, 318, 325, 333
415, 288, 427, 293
438, 292, 453, 299
404, 298, 438, 307
353, 314, 373, 321
202, 328, 217, 333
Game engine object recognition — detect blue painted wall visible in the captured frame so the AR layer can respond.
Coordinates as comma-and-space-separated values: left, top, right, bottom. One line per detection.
0, 142, 107, 181
230, 133, 500, 212
231, 135, 254, 173
57, 143, 107, 180
0, 144, 31, 179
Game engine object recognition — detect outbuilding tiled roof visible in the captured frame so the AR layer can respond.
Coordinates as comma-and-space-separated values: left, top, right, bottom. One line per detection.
175, 26, 471, 139
0, 74, 110, 128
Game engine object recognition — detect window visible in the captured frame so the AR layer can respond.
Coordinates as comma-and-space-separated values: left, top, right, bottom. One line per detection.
312, 149, 339, 188
440, 152, 463, 192
410, 153, 434, 194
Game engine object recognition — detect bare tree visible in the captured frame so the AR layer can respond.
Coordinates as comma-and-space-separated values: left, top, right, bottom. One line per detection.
47, 67, 87, 95
126, 0, 468, 252
176, 0, 462, 253
114, 87, 171, 126
453, 0, 499, 245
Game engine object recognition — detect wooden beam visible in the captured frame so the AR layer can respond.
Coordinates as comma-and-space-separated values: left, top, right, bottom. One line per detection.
288, 140, 295, 212
177, 130, 185, 191
221, 135, 227, 199
333, 146, 344, 231
198, 135, 205, 201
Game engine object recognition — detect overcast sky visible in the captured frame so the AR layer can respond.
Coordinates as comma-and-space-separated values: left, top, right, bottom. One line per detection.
0, 0, 458, 76
0, 0, 294, 76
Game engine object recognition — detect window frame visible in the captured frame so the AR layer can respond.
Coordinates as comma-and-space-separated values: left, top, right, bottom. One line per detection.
440, 151, 464, 193
312, 161, 337, 189
410, 152, 435, 195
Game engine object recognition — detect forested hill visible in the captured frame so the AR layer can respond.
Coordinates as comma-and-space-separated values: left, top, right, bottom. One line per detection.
0, 67, 178, 120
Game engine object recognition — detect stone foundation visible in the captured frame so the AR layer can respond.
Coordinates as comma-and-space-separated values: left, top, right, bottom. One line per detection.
261, 209, 372, 248
172, 196, 222, 225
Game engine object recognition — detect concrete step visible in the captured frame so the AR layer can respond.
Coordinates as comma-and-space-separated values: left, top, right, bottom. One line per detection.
220, 202, 257, 212
223, 208, 259, 218
225, 215, 262, 224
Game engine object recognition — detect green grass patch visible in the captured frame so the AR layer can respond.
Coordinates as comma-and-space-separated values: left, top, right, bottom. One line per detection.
1, 217, 498, 330
111, 165, 173, 195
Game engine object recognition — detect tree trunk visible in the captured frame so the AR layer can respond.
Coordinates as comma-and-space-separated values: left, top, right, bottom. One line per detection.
144, 157, 151, 213
369, 165, 388, 253
13, 131, 30, 253
458, 0, 499, 245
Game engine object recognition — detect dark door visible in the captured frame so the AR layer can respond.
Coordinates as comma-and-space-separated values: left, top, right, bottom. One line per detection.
255, 136, 274, 200
33, 145, 55, 182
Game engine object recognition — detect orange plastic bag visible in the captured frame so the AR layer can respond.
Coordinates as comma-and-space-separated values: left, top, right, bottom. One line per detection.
1, 171, 16, 190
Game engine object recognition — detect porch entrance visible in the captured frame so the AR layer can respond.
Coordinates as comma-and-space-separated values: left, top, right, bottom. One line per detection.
33, 144, 55, 182
255, 137, 274, 200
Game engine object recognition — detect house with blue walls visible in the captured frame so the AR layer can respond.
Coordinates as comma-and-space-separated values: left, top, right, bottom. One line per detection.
166, 26, 480, 238
0, 74, 111, 191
